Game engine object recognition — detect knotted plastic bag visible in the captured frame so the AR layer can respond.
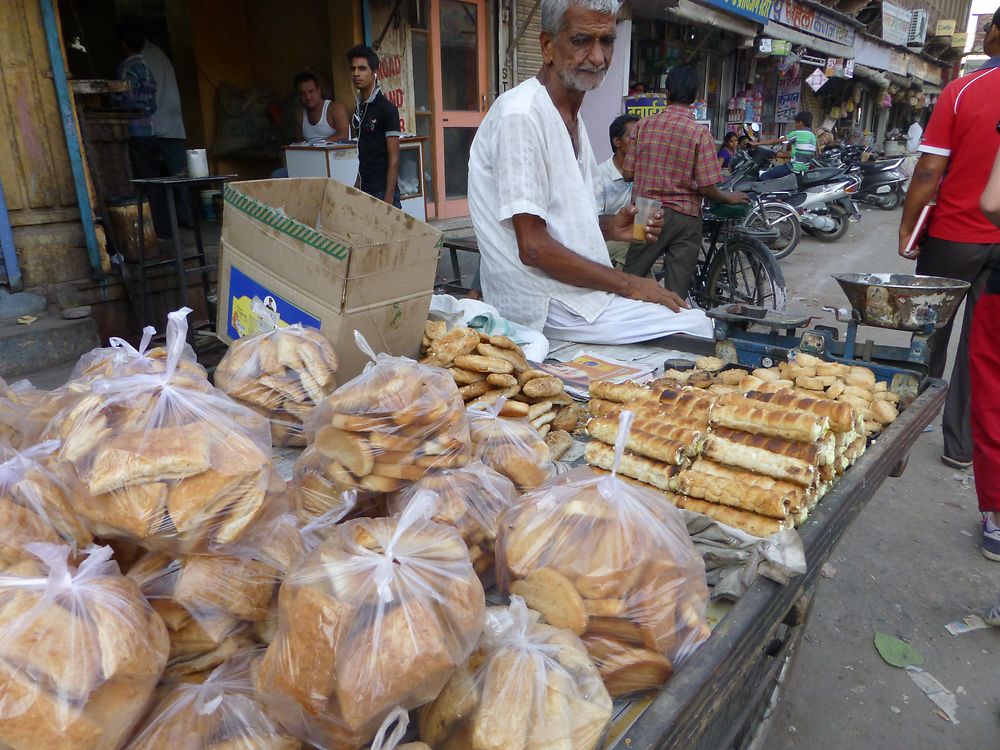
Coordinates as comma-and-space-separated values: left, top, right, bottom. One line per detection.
495, 411, 710, 697
71, 325, 205, 382
467, 399, 552, 490
215, 318, 340, 447
124, 650, 299, 750
41, 308, 286, 555
419, 595, 613, 750
257, 491, 486, 749
0, 543, 169, 750
294, 332, 471, 507
0, 439, 92, 568
389, 461, 519, 579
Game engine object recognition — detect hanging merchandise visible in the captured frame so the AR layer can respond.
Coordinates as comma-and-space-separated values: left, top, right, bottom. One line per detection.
806, 68, 829, 93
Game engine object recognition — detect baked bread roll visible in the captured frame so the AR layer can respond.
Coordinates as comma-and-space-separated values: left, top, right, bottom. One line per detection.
42, 310, 286, 557
496, 462, 709, 697
746, 389, 855, 433
468, 404, 552, 490
124, 651, 300, 750
701, 434, 815, 487
304, 343, 472, 503
0, 545, 168, 750
583, 442, 680, 492
675, 459, 808, 518
389, 462, 519, 578
711, 394, 828, 442
588, 381, 655, 404
257, 509, 485, 749
215, 324, 339, 447
418, 597, 613, 750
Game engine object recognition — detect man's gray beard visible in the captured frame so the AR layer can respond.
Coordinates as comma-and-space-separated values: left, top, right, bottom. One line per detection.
558, 66, 607, 92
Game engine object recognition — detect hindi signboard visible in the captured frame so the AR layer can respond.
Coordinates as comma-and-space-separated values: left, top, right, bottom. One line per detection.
881, 1, 911, 46
769, 0, 856, 46
775, 76, 801, 122
700, 0, 773, 24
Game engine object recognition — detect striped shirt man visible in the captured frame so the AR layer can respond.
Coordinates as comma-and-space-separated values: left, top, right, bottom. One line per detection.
116, 54, 157, 137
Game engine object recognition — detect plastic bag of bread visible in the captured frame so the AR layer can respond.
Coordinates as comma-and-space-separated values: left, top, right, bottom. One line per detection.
215, 321, 339, 447
71, 325, 205, 382
389, 461, 519, 579
0, 439, 92, 569
257, 492, 486, 749
290, 445, 360, 524
300, 333, 471, 500
0, 543, 169, 750
41, 308, 287, 556
124, 650, 300, 750
495, 411, 709, 697
0, 379, 43, 450
467, 399, 552, 490
419, 595, 612, 750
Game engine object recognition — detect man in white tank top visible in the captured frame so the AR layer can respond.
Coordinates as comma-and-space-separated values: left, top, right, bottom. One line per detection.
295, 71, 349, 143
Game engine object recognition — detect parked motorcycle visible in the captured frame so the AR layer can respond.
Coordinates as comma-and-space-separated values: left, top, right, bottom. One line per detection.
725, 149, 802, 259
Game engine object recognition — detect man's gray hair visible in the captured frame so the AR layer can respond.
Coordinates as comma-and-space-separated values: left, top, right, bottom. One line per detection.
540, 0, 621, 34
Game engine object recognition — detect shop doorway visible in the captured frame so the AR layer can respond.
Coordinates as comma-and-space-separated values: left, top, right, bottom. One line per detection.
429, 0, 488, 219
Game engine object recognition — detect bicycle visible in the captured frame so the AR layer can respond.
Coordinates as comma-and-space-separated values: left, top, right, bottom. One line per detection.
654, 200, 787, 311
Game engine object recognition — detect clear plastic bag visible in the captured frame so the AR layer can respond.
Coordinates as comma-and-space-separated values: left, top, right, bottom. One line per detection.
41, 308, 287, 556
71, 325, 205, 382
290, 446, 360, 524
0, 379, 44, 450
297, 333, 471, 502
495, 411, 710, 697
215, 322, 339, 448
0, 543, 169, 750
389, 461, 519, 579
468, 400, 552, 490
257, 492, 486, 749
0, 439, 92, 568
124, 650, 300, 750
419, 595, 612, 750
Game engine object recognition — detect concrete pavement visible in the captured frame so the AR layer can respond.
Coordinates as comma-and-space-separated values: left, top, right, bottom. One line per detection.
764, 208, 1000, 749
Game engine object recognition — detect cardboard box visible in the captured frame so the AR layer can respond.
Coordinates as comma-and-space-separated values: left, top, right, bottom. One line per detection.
216, 178, 442, 380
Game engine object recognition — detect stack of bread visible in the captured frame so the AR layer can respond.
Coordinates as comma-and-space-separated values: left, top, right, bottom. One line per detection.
418, 596, 613, 750
0, 544, 169, 750
468, 404, 554, 490
214, 324, 340, 447
257, 505, 485, 750
293, 346, 471, 516
496, 454, 710, 698
389, 462, 519, 579
419, 322, 583, 437
124, 651, 301, 750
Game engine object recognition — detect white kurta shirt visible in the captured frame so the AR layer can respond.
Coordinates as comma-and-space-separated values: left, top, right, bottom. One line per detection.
468, 78, 614, 331
593, 157, 633, 216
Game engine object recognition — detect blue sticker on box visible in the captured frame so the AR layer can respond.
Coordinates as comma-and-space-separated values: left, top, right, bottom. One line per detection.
226, 266, 321, 340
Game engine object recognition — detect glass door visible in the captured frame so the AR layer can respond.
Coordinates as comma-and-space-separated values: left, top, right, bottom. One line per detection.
431, 0, 488, 218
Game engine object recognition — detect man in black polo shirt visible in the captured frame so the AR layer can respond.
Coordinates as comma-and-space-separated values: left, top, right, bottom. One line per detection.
347, 45, 401, 207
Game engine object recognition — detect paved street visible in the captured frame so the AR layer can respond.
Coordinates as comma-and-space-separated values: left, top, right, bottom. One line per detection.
764, 207, 1000, 749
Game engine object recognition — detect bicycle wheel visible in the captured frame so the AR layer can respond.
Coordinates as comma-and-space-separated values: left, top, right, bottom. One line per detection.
745, 202, 801, 259
703, 237, 787, 311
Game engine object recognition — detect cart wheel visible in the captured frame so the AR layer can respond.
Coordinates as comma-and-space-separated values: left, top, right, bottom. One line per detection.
890, 454, 909, 477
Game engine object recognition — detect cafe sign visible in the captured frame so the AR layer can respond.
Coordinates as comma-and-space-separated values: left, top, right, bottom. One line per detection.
770, 0, 856, 47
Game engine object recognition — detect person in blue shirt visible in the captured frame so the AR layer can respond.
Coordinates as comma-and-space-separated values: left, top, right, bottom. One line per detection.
717, 132, 738, 170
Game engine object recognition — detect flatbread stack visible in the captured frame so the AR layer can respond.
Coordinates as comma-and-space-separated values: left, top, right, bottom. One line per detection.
257, 513, 485, 749
297, 352, 471, 505
125, 651, 301, 750
418, 597, 613, 750
214, 325, 340, 447
420, 322, 582, 437
496, 465, 710, 697
389, 461, 520, 579
584, 382, 714, 494
0, 545, 169, 750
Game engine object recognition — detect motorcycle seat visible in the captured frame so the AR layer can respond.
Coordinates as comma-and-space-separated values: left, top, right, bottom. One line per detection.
751, 174, 798, 193
784, 193, 808, 208
798, 167, 844, 187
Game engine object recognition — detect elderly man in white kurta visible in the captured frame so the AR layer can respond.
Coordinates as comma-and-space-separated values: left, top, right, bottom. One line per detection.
467, 0, 713, 343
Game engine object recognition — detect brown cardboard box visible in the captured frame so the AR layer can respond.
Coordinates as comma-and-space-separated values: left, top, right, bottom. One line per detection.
216, 178, 442, 380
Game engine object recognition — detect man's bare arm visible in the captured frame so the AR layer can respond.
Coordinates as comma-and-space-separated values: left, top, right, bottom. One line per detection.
898, 153, 947, 258
512, 213, 686, 311
327, 101, 351, 142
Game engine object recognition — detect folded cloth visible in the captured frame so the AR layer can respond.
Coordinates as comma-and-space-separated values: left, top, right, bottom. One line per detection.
429, 295, 550, 362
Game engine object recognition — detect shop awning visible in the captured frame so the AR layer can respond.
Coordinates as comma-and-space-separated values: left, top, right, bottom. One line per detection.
659, 0, 761, 38
762, 21, 855, 59
854, 63, 890, 88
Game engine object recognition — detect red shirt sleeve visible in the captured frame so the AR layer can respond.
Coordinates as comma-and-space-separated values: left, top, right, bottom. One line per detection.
920, 81, 957, 156
693, 127, 724, 188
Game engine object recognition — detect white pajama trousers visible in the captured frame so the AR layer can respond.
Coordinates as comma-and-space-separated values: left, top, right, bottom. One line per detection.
543, 297, 715, 344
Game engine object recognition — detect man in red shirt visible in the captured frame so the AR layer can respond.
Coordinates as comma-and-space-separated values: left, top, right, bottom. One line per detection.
898, 8, 1000, 470
622, 64, 746, 296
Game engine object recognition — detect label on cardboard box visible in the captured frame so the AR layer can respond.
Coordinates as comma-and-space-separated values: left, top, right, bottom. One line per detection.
226, 266, 322, 340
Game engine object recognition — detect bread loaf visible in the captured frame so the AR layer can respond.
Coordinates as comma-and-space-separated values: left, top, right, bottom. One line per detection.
710, 396, 828, 442
701, 434, 816, 487
675, 459, 808, 518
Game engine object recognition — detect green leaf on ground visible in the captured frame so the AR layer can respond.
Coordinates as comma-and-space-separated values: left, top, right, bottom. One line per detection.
874, 631, 924, 669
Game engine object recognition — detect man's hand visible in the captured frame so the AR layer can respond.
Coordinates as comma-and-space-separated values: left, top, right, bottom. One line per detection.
610, 204, 664, 243
622, 274, 688, 312
898, 227, 920, 259
725, 191, 750, 205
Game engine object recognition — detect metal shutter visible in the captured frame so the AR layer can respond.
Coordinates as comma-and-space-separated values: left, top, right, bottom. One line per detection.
513, 0, 543, 85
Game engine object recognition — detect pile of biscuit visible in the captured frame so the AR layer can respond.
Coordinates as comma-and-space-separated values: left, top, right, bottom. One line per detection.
584, 354, 888, 536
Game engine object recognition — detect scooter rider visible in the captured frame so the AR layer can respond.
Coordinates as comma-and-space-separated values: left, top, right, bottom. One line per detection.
757, 112, 818, 181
